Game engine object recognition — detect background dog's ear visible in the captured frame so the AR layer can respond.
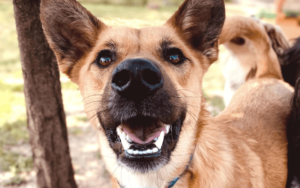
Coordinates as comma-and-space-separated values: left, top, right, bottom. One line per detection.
40, 0, 106, 77
166, 0, 225, 63
264, 23, 290, 59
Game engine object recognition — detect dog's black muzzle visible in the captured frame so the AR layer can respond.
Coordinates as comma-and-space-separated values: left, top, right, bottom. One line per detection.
98, 58, 186, 173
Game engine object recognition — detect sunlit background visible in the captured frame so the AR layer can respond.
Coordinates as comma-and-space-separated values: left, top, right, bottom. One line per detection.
0, 0, 299, 187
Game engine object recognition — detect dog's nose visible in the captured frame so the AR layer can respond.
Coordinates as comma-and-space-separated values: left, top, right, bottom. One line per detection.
111, 58, 163, 100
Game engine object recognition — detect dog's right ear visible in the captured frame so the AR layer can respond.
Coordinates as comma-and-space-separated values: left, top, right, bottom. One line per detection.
40, 0, 106, 79
166, 0, 225, 63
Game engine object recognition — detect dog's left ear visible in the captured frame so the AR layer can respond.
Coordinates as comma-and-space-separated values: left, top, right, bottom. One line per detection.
166, 0, 225, 63
40, 0, 107, 82
264, 23, 290, 58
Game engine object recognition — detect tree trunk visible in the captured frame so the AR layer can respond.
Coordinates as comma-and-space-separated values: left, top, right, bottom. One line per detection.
13, 0, 77, 188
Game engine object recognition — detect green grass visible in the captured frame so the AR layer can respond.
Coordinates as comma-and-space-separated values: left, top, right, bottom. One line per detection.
82, 3, 177, 22
2, 175, 26, 186
0, 81, 25, 125
61, 81, 79, 90
0, 2, 20, 74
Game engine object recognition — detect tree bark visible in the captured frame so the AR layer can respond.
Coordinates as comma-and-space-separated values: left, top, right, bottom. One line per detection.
13, 0, 77, 187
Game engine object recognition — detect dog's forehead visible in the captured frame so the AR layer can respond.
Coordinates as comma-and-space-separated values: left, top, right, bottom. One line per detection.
139, 26, 182, 49
98, 27, 140, 49
97, 26, 179, 52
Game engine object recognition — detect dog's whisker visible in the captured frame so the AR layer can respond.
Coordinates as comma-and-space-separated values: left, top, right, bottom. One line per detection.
88, 108, 110, 126
82, 93, 104, 101
112, 164, 120, 177
170, 95, 201, 99
84, 108, 101, 114
176, 89, 200, 95
83, 100, 110, 107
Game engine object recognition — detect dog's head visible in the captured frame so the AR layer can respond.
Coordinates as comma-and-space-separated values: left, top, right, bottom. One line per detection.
40, 0, 225, 186
220, 17, 286, 82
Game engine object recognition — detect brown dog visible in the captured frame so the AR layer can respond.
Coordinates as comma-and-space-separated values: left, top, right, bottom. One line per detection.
219, 16, 290, 106
40, 0, 293, 187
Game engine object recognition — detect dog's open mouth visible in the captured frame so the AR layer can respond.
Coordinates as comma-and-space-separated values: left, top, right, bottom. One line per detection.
116, 118, 171, 157
101, 113, 185, 172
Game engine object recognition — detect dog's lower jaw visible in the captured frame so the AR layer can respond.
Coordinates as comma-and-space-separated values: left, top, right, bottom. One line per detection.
98, 117, 198, 188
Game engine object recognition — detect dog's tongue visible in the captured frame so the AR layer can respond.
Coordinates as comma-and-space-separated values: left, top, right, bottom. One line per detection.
122, 125, 166, 145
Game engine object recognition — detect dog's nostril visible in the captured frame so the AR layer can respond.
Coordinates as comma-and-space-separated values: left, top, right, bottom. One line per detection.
112, 70, 131, 88
142, 69, 162, 86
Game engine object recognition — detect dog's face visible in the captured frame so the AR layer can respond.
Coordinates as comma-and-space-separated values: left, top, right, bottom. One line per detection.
41, 0, 224, 186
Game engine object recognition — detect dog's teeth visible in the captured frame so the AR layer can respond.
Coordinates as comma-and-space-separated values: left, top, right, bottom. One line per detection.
119, 132, 131, 150
153, 148, 159, 153
154, 131, 164, 149
126, 135, 130, 141
122, 132, 126, 139
128, 149, 134, 154
127, 148, 160, 156
166, 125, 170, 134
116, 127, 121, 136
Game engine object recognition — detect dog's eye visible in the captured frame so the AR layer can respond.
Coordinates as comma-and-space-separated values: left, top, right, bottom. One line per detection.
168, 54, 180, 64
164, 48, 186, 65
95, 50, 115, 67
99, 57, 112, 66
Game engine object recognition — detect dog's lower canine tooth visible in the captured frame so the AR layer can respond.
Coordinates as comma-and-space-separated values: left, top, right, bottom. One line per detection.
122, 132, 126, 139
154, 131, 164, 149
116, 127, 121, 136
119, 132, 131, 150
166, 125, 170, 134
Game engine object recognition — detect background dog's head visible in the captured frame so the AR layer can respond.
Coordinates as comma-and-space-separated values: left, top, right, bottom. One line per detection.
220, 17, 287, 81
40, 0, 225, 186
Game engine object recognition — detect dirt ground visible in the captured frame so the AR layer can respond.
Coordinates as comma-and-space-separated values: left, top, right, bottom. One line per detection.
1, 89, 112, 188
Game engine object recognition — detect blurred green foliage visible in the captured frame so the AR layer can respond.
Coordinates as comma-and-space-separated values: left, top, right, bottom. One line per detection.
78, 0, 184, 6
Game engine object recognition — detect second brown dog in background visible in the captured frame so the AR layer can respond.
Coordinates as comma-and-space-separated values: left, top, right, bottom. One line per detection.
220, 16, 290, 106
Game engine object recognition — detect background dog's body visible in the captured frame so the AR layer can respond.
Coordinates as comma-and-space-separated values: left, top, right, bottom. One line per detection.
220, 16, 290, 106
220, 16, 300, 188
280, 37, 300, 87
283, 38, 300, 188
40, 0, 293, 187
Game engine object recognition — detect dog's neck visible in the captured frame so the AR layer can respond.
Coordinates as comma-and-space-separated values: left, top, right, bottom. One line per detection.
117, 155, 194, 188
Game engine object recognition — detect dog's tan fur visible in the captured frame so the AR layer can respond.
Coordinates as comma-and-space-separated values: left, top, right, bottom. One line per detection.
40, 0, 293, 187
219, 16, 291, 106
220, 16, 287, 81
